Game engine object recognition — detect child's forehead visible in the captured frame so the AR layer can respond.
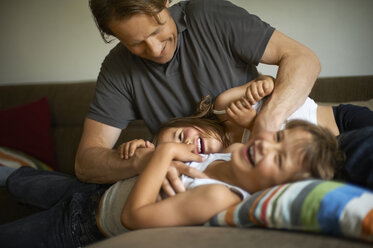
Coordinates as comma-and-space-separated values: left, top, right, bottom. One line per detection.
286, 128, 312, 141
284, 129, 312, 162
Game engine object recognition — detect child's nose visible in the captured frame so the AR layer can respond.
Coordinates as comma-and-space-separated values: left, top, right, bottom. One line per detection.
184, 138, 193, 145
257, 139, 278, 155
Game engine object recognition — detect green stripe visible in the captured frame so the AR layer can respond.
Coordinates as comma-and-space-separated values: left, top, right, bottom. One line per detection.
270, 184, 291, 225
301, 181, 342, 231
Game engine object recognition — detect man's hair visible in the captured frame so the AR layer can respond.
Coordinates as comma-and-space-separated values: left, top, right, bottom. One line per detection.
154, 117, 232, 148
89, 0, 170, 43
285, 119, 344, 181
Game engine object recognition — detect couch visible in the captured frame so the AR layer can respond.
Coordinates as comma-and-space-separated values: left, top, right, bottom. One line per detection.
0, 75, 372, 247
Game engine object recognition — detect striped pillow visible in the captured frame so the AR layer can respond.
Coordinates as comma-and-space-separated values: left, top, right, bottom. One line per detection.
207, 179, 373, 242
0, 146, 53, 171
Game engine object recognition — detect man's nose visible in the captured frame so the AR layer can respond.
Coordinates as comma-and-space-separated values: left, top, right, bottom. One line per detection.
145, 37, 162, 57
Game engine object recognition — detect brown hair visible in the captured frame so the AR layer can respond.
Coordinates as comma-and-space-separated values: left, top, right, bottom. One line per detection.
89, 0, 170, 43
154, 117, 232, 148
284, 120, 344, 181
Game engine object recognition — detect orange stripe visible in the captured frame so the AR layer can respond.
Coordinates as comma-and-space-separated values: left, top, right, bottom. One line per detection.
261, 185, 285, 225
249, 188, 271, 226
224, 205, 237, 227
0, 151, 29, 166
362, 209, 373, 236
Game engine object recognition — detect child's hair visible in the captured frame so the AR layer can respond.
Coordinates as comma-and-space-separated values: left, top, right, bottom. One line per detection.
192, 95, 217, 120
153, 116, 232, 148
285, 119, 345, 181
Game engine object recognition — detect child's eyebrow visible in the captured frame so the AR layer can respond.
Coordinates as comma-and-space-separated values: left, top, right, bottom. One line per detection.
173, 130, 178, 142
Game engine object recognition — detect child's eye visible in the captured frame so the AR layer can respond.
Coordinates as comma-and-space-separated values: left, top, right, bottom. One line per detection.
277, 154, 283, 168
275, 131, 281, 142
178, 132, 183, 142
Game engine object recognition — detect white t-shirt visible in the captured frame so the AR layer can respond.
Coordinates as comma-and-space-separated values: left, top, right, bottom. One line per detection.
97, 153, 249, 237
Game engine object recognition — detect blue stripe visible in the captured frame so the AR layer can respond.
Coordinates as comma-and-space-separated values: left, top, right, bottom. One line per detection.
317, 184, 365, 236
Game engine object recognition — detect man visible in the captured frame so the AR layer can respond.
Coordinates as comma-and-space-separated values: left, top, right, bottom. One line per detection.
75, 0, 320, 190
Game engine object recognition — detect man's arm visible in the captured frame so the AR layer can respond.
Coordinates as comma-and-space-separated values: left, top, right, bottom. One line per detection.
252, 30, 321, 136
75, 118, 153, 183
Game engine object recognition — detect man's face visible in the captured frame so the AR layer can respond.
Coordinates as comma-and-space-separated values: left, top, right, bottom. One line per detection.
109, 8, 178, 64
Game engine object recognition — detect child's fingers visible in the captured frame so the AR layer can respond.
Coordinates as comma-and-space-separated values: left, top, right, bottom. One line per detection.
118, 144, 125, 159
226, 100, 243, 115
181, 144, 205, 161
166, 166, 186, 193
245, 86, 257, 105
257, 81, 266, 98
123, 142, 131, 159
179, 164, 208, 179
128, 143, 138, 158
241, 97, 253, 110
262, 80, 272, 95
162, 178, 177, 196
145, 141, 155, 149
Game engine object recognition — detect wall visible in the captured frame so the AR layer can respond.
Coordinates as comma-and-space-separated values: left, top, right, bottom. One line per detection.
0, 0, 372, 85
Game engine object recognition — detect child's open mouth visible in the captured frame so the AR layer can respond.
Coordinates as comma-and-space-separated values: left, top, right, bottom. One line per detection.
196, 138, 205, 154
247, 144, 255, 166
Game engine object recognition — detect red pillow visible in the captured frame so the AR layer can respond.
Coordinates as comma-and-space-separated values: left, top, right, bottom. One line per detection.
0, 97, 57, 170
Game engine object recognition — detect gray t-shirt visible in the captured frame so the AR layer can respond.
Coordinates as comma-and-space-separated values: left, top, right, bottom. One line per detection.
88, 0, 275, 134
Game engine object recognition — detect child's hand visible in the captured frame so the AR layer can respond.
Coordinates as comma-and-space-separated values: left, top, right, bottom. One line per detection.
118, 139, 155, 159
245, 75, 275, 105
226, 97, 256, 129
158, 143, 204, 163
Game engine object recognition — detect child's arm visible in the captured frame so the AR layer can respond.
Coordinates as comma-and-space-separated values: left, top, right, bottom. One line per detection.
118, 139, 155, 159
214, 75, 275, 129
121, 143, 241, 229
214, 75, 275, 112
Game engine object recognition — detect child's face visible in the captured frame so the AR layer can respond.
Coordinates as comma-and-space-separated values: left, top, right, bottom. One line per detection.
157, 126, 224, 154
231, 128, 312, 193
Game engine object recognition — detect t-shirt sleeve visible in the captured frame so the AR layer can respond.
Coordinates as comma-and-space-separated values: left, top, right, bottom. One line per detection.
87, 46, 138, 129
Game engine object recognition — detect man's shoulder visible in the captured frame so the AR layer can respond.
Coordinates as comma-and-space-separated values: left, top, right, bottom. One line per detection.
183, 0, 247, 26
100, 42, 142, 77
103, 42, 133, 65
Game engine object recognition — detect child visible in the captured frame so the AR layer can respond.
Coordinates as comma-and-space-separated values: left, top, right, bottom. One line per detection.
0, 119, 342, 247
199, 75, 373, 143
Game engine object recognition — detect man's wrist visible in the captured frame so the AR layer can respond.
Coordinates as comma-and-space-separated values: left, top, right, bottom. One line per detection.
254, 111, 283, 132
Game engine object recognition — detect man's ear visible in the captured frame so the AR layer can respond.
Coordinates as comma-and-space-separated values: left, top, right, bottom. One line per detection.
165, 0, 170, 8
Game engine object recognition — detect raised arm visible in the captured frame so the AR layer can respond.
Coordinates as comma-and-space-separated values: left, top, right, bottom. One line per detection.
75, 118, 154, 183
213, 76, 274, 141
252, 30, 321, 136
122, 143, 241, 229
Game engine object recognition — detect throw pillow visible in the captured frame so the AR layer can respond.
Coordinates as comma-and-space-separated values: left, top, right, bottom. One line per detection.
207, 179, 373, 242
0, 97, 57, 169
